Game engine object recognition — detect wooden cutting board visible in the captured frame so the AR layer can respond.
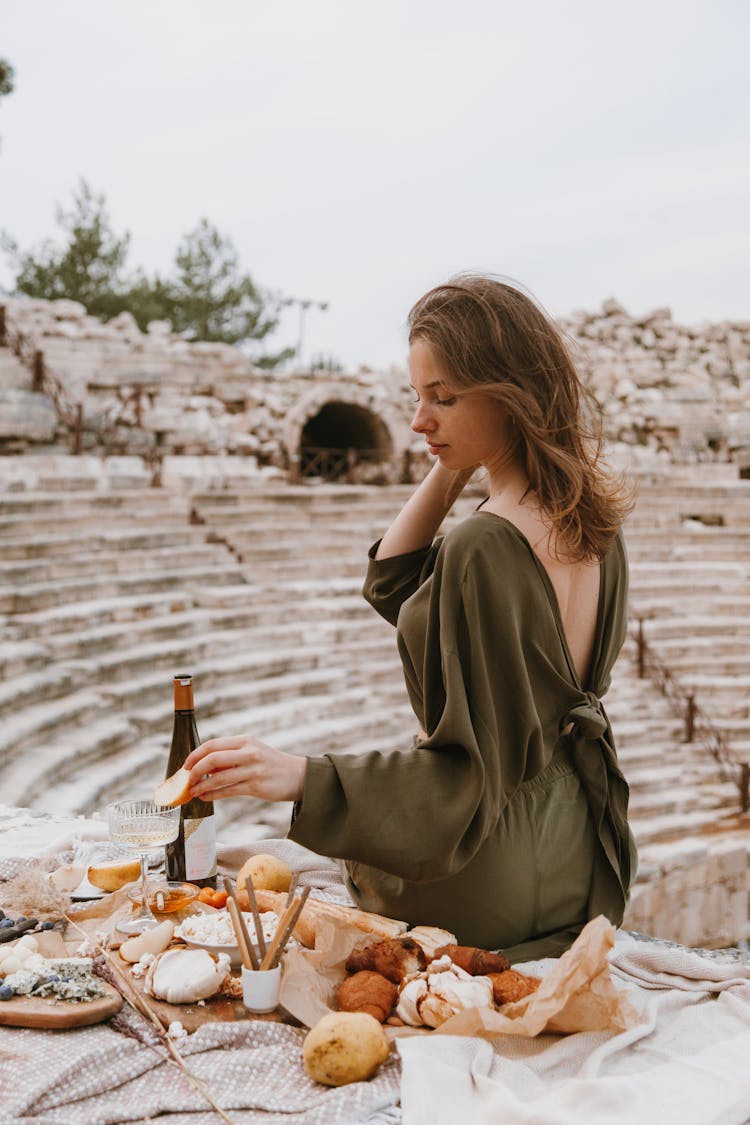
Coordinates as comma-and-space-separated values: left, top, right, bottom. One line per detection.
128, 972, 299, 1032
0, 981, 123, 1029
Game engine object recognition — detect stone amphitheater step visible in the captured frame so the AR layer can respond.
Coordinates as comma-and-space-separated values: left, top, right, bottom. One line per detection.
4, 581, 373, 641
0, 501, 193, 536
0, 633, 404, 768
0, 663, 91, 721
625, 538, 750, 563
626, 778, 740, 819
638, 616, 750, 640
1, 526, 213, 562
0, 690, 107, 766
628, 806, 742, 847
638, 639, 750, 670
0, 639, 49, 679
0, 562, 249, 614
0, 487, 191, 517
627, 594, 750, 619
0, 544, 234, 586
628, 560, 749, 585
32, 601, 379, 665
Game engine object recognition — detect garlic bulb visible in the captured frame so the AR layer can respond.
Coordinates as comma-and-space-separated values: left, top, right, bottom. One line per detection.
145, 948, 230, 1004
396, 958, 494, 1028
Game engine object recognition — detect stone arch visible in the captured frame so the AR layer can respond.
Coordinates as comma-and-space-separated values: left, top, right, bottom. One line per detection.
282, 382, 409, 482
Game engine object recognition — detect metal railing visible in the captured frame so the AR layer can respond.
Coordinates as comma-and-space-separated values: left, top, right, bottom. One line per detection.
292, 446, 392, 483
632, 614, 749, 812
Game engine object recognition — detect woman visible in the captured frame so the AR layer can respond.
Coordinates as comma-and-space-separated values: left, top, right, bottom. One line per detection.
184, 274, 636, 960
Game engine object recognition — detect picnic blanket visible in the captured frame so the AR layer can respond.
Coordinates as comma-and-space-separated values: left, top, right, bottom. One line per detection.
1, 812, 750, 1124
398, 936, 750, 1125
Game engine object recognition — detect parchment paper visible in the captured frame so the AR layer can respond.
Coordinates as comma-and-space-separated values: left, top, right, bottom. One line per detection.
280, 914, 640, 1038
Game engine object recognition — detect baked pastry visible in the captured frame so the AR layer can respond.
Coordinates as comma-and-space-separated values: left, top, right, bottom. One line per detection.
434, 944, 510, 975
338, 970, 397, 1023
487, 969, 541, 1005
345, 937, 427, 984
406, 925, 457, 958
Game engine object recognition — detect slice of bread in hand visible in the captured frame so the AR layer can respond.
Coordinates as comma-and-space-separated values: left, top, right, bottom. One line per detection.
154, 767, 191, 807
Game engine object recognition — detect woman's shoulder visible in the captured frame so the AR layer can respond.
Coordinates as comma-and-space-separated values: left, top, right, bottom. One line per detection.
443, 511, 531, 555
438, 512, 533, 581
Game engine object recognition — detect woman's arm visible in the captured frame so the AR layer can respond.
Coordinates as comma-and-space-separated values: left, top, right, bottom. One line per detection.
375, 463, 475, 560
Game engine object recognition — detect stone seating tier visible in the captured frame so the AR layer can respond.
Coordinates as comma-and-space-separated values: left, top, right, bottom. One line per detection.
0, 475, 748, 946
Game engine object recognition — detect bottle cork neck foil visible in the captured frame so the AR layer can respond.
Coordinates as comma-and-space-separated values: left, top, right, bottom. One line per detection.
173, 675, 194, 711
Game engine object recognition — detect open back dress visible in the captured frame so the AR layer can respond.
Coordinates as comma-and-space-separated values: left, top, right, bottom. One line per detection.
288, 511, 636, 960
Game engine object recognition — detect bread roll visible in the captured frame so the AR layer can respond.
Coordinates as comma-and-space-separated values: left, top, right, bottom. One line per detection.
153, 767, 191, 808
240, 889, 407, 948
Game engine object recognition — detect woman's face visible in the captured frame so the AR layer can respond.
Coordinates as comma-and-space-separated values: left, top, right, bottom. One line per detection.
409, 338, 513, 471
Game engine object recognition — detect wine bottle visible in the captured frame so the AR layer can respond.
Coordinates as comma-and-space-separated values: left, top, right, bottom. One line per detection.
164, 673, 217, 888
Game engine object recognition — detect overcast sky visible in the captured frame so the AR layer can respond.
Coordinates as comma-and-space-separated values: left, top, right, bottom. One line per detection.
1, 0, 748, 370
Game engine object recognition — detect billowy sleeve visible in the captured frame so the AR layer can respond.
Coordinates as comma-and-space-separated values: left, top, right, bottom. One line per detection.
291, 522, 549, 882
361, 538, 442, 626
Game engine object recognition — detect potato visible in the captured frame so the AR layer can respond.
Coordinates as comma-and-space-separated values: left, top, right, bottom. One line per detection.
87, 858, 142, 893
119, 920, 174, 963
236, 854, 292, 895
303, 1012, 390, 1087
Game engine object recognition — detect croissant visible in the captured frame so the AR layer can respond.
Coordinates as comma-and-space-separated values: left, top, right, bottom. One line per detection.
434, 944, 510, 976
487, 969, 541, 1005
338, 970, 398, 1023
345, 937, 427, 983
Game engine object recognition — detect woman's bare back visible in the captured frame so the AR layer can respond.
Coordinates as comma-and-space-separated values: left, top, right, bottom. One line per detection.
481, 496, 600, 688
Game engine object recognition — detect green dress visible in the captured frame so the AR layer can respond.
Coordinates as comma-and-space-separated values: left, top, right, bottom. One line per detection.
289, 511, 637, 960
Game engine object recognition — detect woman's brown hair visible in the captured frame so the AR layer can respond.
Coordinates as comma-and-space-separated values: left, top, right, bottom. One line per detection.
408, 274, 633, 561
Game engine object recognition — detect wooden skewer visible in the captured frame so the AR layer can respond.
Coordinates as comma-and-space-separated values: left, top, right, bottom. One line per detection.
242, 874, 268, 961
284, 873, 299, 908
223, 875, 259, 971
226, 895, 257, 972
260, 885, 311, 971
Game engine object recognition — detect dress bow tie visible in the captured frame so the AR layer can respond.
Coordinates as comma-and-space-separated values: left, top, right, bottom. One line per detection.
563, 692, 608, 740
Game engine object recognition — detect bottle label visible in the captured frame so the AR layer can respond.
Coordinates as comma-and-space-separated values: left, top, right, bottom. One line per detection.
184, 816, 217, 880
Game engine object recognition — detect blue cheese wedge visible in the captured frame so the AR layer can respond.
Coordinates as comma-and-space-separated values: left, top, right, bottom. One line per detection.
4, 957, 106, 1003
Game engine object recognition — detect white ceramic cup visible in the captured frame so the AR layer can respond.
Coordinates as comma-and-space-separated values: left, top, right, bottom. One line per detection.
241, 964, 281, 1013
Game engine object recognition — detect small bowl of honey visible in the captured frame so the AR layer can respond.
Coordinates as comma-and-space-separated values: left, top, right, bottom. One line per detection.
127, 881, 199, 913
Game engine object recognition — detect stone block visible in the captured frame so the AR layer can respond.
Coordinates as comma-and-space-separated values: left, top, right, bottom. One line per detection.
51, 299, 87, 319
0, 390, 57, 441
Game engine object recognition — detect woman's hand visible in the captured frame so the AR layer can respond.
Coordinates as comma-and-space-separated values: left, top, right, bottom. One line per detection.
183, 736, 307, 804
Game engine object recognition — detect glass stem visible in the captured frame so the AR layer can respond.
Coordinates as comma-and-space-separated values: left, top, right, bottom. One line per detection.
139, 851, 155, 920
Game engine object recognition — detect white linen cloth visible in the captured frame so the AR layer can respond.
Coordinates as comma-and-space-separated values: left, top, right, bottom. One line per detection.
398, 933, 750, 1125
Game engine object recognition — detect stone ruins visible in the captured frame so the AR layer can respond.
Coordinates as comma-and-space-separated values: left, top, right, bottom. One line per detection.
0, 294, 749, 950
2, 294, 750, 477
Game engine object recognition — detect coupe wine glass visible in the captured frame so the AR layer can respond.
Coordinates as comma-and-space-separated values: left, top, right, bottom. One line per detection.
107, 800, 181, 934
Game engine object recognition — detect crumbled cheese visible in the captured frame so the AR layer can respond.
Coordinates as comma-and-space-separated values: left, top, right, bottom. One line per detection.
176, 909, 281, 947
4, 970, 39, 996
167, 1021, 188, 1040
130, 952, 156, 979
